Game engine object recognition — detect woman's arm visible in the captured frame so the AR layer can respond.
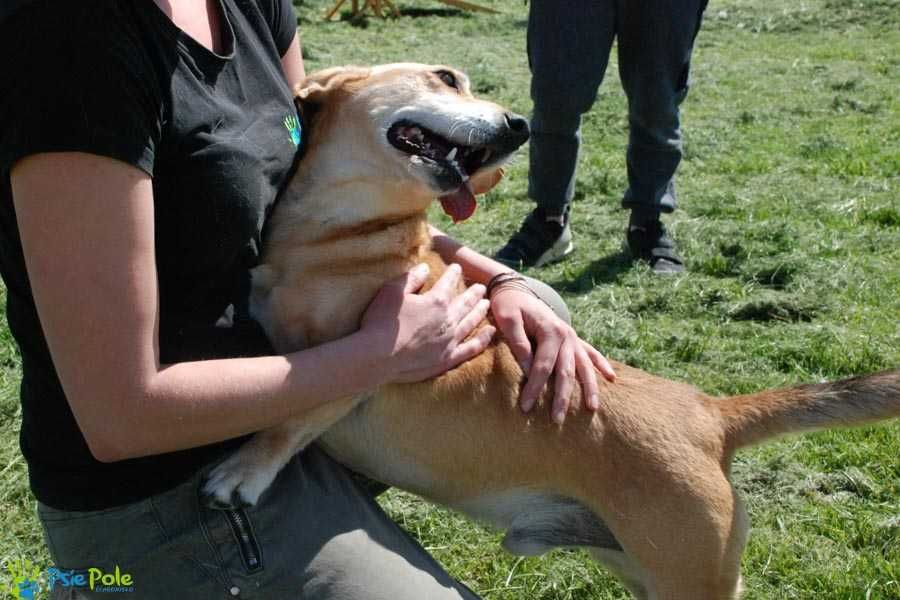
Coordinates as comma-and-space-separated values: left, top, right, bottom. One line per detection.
429, 224, 509, 285
279, 32, 305, 89
429, 225, 615, 423
12, 152, 493, 463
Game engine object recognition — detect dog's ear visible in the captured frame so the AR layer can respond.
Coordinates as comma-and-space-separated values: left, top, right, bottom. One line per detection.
293, 66, 370, 112
292, 67, 370, 140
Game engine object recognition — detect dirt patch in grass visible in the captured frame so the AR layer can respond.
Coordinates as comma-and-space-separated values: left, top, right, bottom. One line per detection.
729, 294, 820, 322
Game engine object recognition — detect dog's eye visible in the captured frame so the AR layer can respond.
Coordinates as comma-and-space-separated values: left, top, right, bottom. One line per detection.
435, 70, 459, 91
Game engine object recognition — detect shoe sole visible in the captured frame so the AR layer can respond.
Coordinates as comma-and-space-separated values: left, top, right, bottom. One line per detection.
533, 239, 574, 268
493, 245, 573, 270
494, 224, 574, 270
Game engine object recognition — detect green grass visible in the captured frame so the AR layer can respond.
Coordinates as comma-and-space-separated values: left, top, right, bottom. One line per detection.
2, 0, 899, 597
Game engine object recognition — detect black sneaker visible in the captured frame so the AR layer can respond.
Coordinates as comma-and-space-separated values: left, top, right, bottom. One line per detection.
494, 207, 573, 269
626, 219, 685, 274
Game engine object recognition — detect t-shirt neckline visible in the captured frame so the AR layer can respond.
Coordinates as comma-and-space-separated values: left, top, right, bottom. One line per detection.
148, 0, 236, 62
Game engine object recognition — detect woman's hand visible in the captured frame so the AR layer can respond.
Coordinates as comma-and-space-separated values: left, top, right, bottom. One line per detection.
360, 263, 495, 384
490, 286, 616, 424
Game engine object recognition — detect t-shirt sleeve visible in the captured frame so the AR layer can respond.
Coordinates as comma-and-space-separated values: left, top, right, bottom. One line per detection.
0, 4, 162, 177
255, 0, 299, 57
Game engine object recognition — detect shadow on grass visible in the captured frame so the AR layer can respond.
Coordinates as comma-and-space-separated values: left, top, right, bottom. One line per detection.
398, 8, 467, 18
339, 7, 469, 25
548, 250, 634, 293
342, 13, 371, 28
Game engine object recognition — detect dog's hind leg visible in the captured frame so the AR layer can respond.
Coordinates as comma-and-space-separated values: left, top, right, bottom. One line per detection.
496, 495, 653, 598
201, 395, 364, 509
648, 485, 747, 600
602, 469, 746, 600
587, 548, 652, 600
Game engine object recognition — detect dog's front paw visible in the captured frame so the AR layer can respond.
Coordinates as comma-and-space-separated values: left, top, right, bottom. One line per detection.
201, 450, 280, 510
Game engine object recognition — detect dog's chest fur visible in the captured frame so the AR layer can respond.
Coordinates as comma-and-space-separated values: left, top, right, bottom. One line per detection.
251, 213, 450, 353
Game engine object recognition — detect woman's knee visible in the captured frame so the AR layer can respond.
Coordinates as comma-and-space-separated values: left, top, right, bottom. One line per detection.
522, 276, 571, 325
305, 529, 479, 599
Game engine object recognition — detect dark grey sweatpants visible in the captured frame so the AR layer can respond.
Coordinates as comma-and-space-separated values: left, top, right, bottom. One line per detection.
527, 0, 709, 218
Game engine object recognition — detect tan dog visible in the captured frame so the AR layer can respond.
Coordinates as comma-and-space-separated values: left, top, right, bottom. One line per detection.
202, 64, 900, 599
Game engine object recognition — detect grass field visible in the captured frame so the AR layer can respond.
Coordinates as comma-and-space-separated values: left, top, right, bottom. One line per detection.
2, 0, 898, 598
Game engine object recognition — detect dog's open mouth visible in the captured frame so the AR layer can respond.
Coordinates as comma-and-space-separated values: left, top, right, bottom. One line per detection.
388, 120, 495, 223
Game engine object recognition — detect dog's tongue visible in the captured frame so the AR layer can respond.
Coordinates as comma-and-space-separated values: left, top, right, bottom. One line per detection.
439, 181, 477, 223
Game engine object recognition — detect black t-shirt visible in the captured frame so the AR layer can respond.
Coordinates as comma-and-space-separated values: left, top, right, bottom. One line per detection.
0, 0, 301, 510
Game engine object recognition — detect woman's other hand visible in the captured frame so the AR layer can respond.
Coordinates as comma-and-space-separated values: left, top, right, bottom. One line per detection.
490, 284, 616, 424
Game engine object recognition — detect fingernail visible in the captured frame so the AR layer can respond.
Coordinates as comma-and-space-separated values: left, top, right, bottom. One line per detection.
416, 263, 430, 275
553, 410, 566, 425
590, 394, 600, 410
521, 359, 532, 373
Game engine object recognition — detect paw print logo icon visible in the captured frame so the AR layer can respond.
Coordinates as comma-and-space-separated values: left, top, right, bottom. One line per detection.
3, 559, 41, 600
284, 114, 302, 147
16, 580, 39, 600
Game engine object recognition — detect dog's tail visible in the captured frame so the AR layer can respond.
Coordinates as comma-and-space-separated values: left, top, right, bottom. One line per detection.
719, 369, 900, 450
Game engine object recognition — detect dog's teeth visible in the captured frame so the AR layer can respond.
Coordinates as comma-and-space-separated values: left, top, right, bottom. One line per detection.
482, 149, 492, 163
446, 147, 458, 160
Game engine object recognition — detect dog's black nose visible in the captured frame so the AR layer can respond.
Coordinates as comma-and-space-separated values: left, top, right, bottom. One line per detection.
504, 112, 530, 141
495, 112, 530, 154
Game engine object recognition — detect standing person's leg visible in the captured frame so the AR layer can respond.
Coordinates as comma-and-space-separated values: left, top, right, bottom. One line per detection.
495, 0, 616, 269
616, 0, 709, 273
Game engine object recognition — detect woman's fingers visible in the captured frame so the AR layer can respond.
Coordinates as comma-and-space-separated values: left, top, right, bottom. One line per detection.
575, 342, 601, 411
519, 327, 560, 414
368, 264, 430, 318
428, 262, 463, 299
582, 340, 616, 382
492, 308, 533, 373
453, 298, 490, 342
551, 338, 576, 424
402, 263, 431, 294
524, 330, 607, 423
447, 283, 486, 323
444, 325, 496, 371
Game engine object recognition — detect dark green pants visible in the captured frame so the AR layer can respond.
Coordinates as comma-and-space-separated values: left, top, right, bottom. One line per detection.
40, 446, 479, 600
